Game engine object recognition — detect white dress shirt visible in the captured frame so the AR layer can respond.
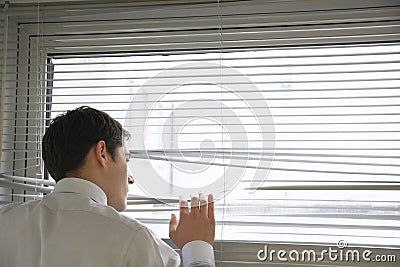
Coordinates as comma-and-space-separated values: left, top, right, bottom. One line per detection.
0, 178, 215, 267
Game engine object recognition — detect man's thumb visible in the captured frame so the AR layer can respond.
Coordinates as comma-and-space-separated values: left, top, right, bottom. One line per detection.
169, 213, 178, 234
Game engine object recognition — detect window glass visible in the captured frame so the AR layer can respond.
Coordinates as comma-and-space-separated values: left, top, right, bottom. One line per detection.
50, 44, 400, 245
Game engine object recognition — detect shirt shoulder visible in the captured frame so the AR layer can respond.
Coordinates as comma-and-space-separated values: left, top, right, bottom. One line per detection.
0, 195, 144, 233
0, 200, 41, 216
43, 192, 147, 232
0, 202, 22, 213
96, 205, 146, 232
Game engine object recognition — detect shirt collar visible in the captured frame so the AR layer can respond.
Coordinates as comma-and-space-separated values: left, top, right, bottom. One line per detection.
53, 178, 107, 205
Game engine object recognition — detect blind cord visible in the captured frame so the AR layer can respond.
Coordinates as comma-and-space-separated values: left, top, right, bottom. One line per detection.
34, 2, 40, 200
217, 0, 226, 266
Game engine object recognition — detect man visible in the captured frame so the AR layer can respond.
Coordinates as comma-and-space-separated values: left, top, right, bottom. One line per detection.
0, 106, 215, 267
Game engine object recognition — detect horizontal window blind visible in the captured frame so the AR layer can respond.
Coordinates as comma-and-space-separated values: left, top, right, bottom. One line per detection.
1, 0, 400, 265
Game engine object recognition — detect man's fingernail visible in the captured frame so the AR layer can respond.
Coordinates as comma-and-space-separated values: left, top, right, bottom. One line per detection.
179, 196, 188, 207
199, 193, 207, 203
190, 193, 199, 206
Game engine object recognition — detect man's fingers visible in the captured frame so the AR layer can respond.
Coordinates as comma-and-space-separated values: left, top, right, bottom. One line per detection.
199, 193, 208, 217
208, 194, 215, 223
179, 197, 189, 218
179, 194, 214, 220
190, 194, 200, 216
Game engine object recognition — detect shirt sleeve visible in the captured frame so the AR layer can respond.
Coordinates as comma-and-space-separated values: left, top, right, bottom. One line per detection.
182, 240, 215, 267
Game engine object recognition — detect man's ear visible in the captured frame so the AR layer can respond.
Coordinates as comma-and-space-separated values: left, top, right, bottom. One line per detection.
94, 140, 108, 168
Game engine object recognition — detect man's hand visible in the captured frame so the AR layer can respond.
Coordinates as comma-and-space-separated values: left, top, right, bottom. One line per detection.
169, 194, 215, 249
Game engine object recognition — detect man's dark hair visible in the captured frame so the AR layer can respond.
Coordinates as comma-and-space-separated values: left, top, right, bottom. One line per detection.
42, 106, 130, 182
